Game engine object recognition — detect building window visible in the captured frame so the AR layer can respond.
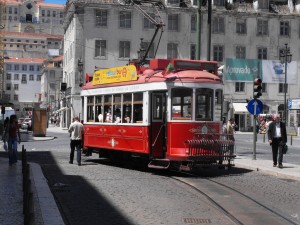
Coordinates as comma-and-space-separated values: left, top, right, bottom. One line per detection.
257, 19, 268, 36
14, 74, 19, 80
191, 15, 196, 32
95, 40, 107, 58
14, 95, 18, 101
22, 65, 27, 71
214, 0, 225, 6
258, 47, 267, 59
29, 74, 34, 81
259, 0, 269, 9
279, 83, 288, 93
236, 46, 246, 59
168, 0, 180, 3
190, 44, 196, 60
143, 14, 155, 29
53, 11, 56, 17
37, 66, 41, 71
213, 45, 224, 62
119, 41, 130, 58
213, 17, 225, 34
6, 64, 12, 70
95, 9, 108, 27
14, 64, 19, 71
120, 11, 131, 28
29, 65, 34, 71
6, 73, 11, 80
21, 74, 27, 83
141, 41, 155, 59
47, 10, 50, 17
168, 14, 179, 31
167, 43, 178, 58
37, 75, 41, 81
14, 84, 19, 90
280, 21, 290, 36
14, 8, 17, 14
42, 10, 45, 17
6, 83, 11, 90
236, 19, 246, 34
262, 83, 267, 93
235, 82, 245, 92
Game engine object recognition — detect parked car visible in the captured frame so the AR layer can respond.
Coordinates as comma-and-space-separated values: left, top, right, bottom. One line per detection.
18, 118, 25, 128
21, 118, 32, 130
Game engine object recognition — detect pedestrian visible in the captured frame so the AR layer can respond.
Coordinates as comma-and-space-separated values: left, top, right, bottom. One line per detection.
4, 115, 21, 166
267, 114, 287, 168
226, 118, 235, 141
68, 116, 84, 166
2, 117, 10, 152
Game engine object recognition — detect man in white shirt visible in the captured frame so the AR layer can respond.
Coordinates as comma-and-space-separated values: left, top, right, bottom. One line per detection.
68, 116, 84, 166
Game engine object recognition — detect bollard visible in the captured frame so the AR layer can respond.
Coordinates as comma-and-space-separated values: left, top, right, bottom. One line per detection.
290, 135, 293, 146
263, 133, 265, 143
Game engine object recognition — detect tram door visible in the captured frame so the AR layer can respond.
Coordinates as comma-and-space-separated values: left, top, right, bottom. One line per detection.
150, 92, 167, 158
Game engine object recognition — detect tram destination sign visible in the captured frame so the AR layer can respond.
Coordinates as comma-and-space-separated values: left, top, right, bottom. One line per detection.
93, 65, 138, 85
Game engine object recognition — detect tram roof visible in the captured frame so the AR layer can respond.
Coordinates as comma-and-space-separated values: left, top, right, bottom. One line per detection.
81, 69, 221, 90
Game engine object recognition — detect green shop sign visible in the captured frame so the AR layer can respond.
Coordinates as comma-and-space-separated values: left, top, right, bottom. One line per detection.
225, 59, 262, 82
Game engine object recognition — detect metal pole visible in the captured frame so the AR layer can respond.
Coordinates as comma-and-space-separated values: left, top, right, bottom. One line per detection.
196, 0, 202, 60
207, 0, 212, 61
283, 43, 287, 124
253, 102, 257, 160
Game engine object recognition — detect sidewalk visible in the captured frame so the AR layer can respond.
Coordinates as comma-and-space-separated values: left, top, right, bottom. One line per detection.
0, 156, 65, 225
235, 156, 300, 182
1, 126, 300, 225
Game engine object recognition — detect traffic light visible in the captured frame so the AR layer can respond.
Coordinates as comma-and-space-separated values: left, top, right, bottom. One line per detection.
1, 106, 5, 114
253, 78, 262, 99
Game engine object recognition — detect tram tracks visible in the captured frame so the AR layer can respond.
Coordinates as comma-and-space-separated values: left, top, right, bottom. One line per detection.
171, 172, 299, 225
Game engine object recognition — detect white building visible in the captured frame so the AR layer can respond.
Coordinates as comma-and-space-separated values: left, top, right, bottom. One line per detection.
1, 0, 65, 118
63, 0, 300, 130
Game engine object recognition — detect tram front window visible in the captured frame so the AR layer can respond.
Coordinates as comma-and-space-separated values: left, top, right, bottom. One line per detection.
195, 88, 213, 121
171, 88, 192, 120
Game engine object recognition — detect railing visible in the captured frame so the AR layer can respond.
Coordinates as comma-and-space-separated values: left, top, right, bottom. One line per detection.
185, 133, 236, 165
22, 145, 34, 225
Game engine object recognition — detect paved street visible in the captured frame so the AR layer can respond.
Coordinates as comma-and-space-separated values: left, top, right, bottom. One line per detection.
1, 126, 300, 225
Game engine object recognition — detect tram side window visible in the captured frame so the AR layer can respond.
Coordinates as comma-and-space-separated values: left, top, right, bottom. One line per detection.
133, 92, 143, 123
123, 93, 132, 123
87, 96, 95, 122
104, 95, 112, 123
95, 96, 103, 122
195, 88, 213, 121
171, 88, 192, 120
113, 94, 122, 123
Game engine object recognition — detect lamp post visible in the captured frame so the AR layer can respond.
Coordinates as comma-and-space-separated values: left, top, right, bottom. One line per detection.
279, 43, 292, 124
78, 58, 84, 87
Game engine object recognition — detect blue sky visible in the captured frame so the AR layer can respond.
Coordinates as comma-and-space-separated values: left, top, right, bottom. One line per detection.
45, 0, 66, 5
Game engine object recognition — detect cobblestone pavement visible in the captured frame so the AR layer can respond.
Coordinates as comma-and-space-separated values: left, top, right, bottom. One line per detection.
1, 126, 300, 225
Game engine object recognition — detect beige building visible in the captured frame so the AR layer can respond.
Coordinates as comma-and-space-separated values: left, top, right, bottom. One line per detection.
1, 0, 64, 118
62, 0, 300, 130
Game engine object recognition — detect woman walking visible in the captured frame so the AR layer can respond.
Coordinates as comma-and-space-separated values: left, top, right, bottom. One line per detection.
4, 115, 21, 166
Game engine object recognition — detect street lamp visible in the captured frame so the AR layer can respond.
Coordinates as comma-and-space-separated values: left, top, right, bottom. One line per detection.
78, 58, 84, 87
279, 43, 292, 124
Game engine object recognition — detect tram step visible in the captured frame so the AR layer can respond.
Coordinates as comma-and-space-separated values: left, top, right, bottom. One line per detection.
148, 159, 170, 169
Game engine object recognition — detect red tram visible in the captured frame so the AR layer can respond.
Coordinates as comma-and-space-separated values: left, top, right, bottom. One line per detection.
81, 58, 235, 171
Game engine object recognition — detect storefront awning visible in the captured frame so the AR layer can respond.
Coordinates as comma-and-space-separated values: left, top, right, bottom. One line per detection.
232, 103, 248, 114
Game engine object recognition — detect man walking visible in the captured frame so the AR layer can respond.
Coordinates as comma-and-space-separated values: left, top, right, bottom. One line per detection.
68, 116, 84, 166
267, 114, 287, 168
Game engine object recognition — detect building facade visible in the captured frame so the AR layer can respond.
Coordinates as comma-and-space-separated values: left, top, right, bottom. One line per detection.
1, 0, 64, 118
63, 0, 300, 130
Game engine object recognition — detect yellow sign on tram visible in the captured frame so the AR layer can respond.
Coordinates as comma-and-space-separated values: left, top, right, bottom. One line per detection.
92, 65, 138, 85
